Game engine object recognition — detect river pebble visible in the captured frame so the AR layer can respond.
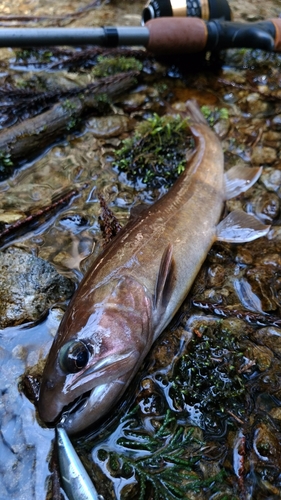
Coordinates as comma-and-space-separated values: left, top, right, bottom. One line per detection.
0, 247, 74, 328
251, 145, 277, 165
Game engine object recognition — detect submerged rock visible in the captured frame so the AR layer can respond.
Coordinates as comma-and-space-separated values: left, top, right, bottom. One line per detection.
251, 145, 277, 165
0, 247, 74, 328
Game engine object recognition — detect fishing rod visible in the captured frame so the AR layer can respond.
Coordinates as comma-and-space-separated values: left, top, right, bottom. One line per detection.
0, 0, 280, 54
0, 17, 280, 54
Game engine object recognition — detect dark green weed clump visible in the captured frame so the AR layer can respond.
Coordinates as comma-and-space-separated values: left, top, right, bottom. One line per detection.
95, 409, 225, 500
15, 48, 55, 66
114, 113, 194, 189
170, 322, 247, 435
93, 55, 142, 77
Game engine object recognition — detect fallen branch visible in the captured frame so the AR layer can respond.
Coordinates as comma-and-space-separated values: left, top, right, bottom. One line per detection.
0, 185, 86, 247
192, 299, 281, 328
0, 0, 101, 25
0, 71, 139, 179
218, 77, 281, 101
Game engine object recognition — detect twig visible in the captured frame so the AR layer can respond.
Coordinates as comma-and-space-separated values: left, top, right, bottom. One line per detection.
0, 0, 101, 25
192, 299, 281, 328
226, 410, 244, 425
218, 77, 281, 101
0, 185, 86, 246
0, 71, 139, 178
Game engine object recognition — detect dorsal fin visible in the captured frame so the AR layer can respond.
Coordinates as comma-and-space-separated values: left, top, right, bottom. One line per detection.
154, 243, 175, 310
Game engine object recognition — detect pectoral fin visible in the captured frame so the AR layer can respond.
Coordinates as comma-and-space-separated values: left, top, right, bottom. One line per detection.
216, 209, 270, 243
154, 243, 175, 310
224, 165, 262, 200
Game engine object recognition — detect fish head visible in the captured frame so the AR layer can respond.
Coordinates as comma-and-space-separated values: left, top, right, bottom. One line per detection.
38, 275, 153, 434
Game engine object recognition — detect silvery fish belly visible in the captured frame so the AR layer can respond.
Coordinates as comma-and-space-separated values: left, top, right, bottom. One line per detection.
38, 100, 270, 434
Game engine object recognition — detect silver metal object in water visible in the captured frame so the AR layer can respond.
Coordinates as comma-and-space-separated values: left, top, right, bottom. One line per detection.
57, 426, 104, 500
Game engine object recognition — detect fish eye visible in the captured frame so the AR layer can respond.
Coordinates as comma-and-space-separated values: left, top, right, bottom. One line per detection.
59, 340, 90, 374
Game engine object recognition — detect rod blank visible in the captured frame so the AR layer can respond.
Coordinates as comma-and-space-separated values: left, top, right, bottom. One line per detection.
0, 26, 150, 47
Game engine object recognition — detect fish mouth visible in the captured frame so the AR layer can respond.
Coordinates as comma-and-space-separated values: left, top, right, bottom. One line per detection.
59, 390, 92, 424
54, 383, 112, 434
61, 379, 127, 435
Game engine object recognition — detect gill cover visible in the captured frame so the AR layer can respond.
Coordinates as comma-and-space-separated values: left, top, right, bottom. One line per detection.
38, 275, 153, 430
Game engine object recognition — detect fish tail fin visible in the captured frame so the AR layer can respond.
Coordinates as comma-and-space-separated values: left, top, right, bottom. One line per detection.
185, 99, 208, 125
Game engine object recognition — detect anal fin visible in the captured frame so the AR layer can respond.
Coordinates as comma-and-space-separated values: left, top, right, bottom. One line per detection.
154, 243, 175, 310
216, 209, 270, 243
224, 165, 262, 200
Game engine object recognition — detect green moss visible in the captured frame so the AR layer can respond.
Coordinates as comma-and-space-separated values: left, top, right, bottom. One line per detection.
219, 107, 229, 120
66, 117, 77, 130
15, 48, 54, 65
93, 92, 110, 104
0, 151, 13, 167
169, 322, 247, 433
0, 151, 14, 177
201, 105, 229, 125
114, 113, 194, 189
62, 99, 78, 111
93, 55, 142, 78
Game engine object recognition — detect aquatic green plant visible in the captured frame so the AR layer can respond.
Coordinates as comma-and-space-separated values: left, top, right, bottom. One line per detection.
170, 322, 247, 434
0, 151, 13, 178
15, 48, 54, 65
201, 106, 229, 125
0, 151, 13, 168
95, 409, 225, 499
114, 113, 193, 189
93, 55, 142, 77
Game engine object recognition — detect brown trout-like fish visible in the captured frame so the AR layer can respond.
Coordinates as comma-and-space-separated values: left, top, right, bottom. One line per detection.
38, 100, 269, 434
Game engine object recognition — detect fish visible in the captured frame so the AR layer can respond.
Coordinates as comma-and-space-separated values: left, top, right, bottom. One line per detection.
38, 100, 270, 434
56, 425, 103, 500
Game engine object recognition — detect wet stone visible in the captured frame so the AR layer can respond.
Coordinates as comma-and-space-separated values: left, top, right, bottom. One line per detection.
261, 166, 281, 192
251, 326, 281, 356
0, 247, 74, 328
213, 118, 230, 139
251, 345, 273, 371
263, 130, 281, 143
245, 92, 268, 115
253, 422, 281, 464
271, 114, 281, 130
86, 114, 134, 138
207, 264, 225, 288
235, 247, 253, 265
253, 192, 280, 223
251, 145, 277, 165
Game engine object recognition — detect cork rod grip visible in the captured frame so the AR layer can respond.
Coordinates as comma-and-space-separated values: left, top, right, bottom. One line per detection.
145, 17, 208, 54
271, 18, 281, 51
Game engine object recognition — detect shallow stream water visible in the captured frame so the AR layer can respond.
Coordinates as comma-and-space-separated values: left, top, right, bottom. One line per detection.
1, 0, 281, 499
